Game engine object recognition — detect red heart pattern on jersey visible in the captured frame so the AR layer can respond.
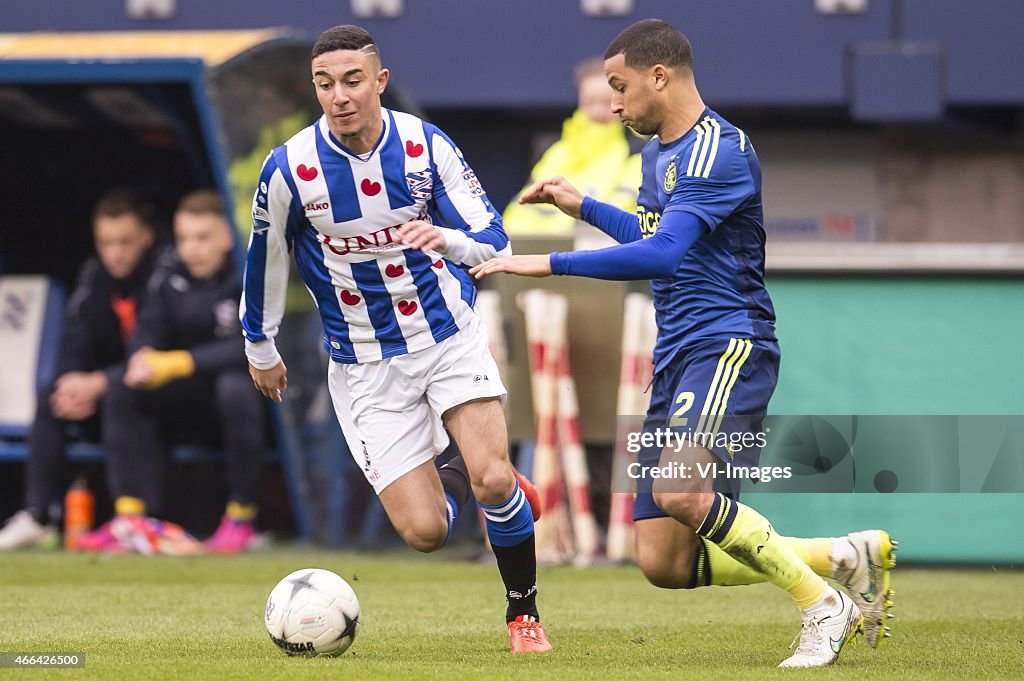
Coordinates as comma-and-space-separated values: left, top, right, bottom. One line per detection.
385, 264, 405, 277
297, 164, 318, 181
405, 140, 424, 157
360, 178, 382, 196
340, 291, 361, 306
397, 301, 418, 316
432, 260, 444, 269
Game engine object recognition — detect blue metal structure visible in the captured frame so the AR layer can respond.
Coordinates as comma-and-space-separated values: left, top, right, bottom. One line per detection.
0, 31, 316, 538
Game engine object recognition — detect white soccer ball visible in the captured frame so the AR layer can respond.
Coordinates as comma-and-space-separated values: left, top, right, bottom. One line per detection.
265, 568, 360, 657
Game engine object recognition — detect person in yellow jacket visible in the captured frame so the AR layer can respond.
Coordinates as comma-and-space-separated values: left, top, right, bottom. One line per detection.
504, 58, 642, 239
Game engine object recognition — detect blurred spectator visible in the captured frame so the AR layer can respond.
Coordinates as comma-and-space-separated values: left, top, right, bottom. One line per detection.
78, 190, 267, 555
502, 57, 642, 244
0, 190, 156, 550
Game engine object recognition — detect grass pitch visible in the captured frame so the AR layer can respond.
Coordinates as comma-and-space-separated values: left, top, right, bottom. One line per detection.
1, 548, 1021, 680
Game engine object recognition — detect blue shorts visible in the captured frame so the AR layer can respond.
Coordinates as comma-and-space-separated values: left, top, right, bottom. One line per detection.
632, 337, 780, 521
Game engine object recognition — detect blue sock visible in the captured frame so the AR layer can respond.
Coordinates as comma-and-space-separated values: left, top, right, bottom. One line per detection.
444, 493, 458, 544
478, 482, 534, 547
479, 482, 539, 621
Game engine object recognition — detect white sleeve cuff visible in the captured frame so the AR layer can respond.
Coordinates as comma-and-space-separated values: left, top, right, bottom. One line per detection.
245, 339, 282, 370
437, 227, 470, 263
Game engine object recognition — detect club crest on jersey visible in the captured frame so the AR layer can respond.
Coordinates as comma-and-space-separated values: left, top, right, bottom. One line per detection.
663, 158, 678, 193
405, 169, 433, 200
462, 169, 484, 197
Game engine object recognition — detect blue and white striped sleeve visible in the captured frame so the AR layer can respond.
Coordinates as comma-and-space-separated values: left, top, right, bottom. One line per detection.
240, 151, 295, 370
427, 128, 512, 266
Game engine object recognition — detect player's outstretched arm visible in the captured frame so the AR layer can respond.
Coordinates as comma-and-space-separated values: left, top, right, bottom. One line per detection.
472, 210, 706, 282
579, 196, 643, 244
402, 127, 511, 267
470, 254, 552, 279
522, 177, 642, 244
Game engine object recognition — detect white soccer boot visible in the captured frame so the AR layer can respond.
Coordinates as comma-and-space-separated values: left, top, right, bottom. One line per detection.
0, 510, 57, 550
833, 529, 897, 647
778, 586, 862, 668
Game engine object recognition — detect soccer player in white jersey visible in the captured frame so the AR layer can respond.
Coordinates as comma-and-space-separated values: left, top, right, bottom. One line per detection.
240, 25, 551, 653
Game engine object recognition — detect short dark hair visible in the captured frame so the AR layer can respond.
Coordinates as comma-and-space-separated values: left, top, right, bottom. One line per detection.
312, 25, 380, 62
604, 19, 693, 71
175, 189, 225, 218
92, 189, 154, 226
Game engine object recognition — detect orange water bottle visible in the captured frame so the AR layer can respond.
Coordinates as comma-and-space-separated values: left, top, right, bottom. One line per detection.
64, 477, 94, 552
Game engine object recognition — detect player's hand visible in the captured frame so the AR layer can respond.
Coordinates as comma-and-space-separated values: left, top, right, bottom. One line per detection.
469, 254, 552, 280
250, 360, 287, 404
518, 176, 584, 219
397, 220, 447, 252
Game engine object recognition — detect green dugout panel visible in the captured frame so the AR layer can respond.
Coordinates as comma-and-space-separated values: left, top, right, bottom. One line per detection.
754, 275, 1024, 564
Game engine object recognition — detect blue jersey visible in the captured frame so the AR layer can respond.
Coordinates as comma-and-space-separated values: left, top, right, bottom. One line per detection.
240, 109, 510, 368
637, 108, 776, 373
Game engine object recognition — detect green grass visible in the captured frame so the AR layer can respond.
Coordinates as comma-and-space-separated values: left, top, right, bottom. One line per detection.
1, 548, 1022, 680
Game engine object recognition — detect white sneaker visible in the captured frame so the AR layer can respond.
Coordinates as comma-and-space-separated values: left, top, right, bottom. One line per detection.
778, 587, 862, 668
833, 529, 897, 647
0, 510, 57, 550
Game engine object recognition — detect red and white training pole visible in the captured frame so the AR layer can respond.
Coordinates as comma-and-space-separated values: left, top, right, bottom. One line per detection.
606, 293, 656, 562
547, 294, 600, 565
520, 290, 574, 564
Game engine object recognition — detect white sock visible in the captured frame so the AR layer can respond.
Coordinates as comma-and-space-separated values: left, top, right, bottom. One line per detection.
831, 538, 857, 576
803, 585, 841, 615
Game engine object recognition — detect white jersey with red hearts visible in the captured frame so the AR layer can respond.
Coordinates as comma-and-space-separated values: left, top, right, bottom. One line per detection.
240, 108, 510, 367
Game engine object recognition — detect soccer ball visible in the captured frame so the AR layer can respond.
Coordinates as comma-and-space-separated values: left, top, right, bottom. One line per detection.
265, 568, 360, 657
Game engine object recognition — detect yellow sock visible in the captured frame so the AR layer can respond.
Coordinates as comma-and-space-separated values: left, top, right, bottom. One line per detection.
226, 501, 257, 522
699, 536, 834, 587
700, 538, 763, 586
114, 496, 146, 516
697, 493, 827, 608
786, 537, 835, 578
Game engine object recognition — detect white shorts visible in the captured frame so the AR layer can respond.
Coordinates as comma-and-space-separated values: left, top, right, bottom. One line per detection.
327, 316, 506, 494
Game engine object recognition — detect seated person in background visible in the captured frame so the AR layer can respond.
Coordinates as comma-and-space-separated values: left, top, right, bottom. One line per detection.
0, 190, 156, 550
503, 57, 641, 244
79, 189, 267, 555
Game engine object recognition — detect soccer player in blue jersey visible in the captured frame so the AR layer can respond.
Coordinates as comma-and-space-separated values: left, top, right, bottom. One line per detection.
472, 19, 895, 667
242, 25, 551, 652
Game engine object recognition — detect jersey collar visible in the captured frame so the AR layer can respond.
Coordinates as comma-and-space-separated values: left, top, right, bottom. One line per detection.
658, 106, 711, 151
317, 108, 392, 162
